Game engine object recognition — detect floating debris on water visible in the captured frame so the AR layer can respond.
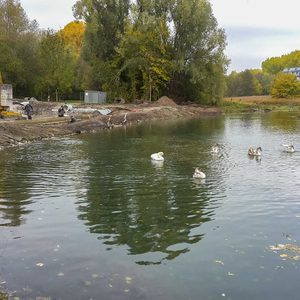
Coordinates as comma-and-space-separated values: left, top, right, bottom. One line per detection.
269, 243, 300, 261
84, 281, 91, 287
125, 276, 132, 284
36, 263, 44, 267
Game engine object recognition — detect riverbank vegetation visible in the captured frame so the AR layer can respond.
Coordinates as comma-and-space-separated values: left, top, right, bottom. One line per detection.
0, 0, 228, 104
225, 51, 300, 99
222, 95, 300, 112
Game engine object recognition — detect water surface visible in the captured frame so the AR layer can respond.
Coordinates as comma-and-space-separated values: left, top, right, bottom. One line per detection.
1, 112, 300, 299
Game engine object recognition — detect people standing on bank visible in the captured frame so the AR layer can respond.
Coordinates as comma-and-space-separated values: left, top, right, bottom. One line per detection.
24, 103, 33, 120
58, 105, 65, 117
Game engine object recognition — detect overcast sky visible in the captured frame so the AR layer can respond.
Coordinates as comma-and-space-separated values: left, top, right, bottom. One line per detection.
21, 0, 300, 72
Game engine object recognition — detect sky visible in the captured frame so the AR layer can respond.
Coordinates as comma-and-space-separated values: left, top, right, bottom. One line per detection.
21, 0, 300, 73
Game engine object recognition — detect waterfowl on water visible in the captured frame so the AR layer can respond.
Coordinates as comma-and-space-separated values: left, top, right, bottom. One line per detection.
248, 147, 262, 156
211, 145, 220, 154
193, 167, 206, 179
282, 144, 295, 153
151, 152, 164, 161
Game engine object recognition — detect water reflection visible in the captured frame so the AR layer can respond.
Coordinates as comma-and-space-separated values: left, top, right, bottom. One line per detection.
0, 151, 33, 226
262, 112, 299, 131
76, 118, 227, 264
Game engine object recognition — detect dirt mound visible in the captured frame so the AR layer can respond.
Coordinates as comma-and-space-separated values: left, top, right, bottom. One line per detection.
155, 96, 177, 106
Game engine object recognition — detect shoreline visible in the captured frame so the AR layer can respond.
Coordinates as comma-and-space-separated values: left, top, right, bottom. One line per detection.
0, 102, 220, 151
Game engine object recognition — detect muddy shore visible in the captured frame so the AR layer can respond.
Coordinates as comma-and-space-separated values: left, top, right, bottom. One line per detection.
0, 99, 220, 150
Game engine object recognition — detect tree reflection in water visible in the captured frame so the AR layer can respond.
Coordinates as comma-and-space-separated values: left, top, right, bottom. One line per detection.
77, 118, 226, 265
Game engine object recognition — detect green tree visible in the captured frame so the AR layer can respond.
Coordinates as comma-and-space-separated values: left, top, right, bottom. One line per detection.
74, 0, 228, 104
251, 69, 273, 95
169, 0, 228, 104
225, 69, 262, 97
113, 7, 172, 101
270, 73, 300, 98
73, 0, 130, 90
0, 0, 39, 96
262, 50, 300, 75
36, 30, 76, 100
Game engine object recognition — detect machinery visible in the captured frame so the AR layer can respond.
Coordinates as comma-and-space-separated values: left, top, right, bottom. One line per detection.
0, 84, 22, 118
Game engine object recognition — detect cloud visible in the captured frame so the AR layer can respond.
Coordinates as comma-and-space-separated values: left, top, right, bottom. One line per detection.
211, 0, 300, 31
22, 0, 76, 29
223, 26, 300, 72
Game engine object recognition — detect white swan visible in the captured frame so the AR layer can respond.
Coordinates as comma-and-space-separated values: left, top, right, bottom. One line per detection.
282, 144, 295, 153
193, 167, 206, 179
211, 145, 219, 154
151, 152, 164, 161
248, 147, 262, 156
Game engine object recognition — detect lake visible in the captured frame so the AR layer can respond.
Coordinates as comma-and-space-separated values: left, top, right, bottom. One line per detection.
1, 112, 300, 300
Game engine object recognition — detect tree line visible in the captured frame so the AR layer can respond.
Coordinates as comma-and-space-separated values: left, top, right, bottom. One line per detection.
226, 50, 300, 98
0, 0, 229, 104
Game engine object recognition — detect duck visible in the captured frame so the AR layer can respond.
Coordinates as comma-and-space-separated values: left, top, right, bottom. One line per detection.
193, 167, 206, 179
282, 144, 295, 153
151, 152, 164, 161
248, 147, 262, 156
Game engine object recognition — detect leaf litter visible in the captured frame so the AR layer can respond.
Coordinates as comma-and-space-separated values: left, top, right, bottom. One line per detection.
269, 243, 300, 261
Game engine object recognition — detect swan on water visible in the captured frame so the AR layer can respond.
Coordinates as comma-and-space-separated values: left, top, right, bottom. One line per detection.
193, 167, 206, 179
151, 152, 164, 161
211, 145, 220, 154
282, 144, 295, 153
248, 147, 262, 156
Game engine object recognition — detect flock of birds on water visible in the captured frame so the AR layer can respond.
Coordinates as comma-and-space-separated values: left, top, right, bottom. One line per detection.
150, 143, 295, 180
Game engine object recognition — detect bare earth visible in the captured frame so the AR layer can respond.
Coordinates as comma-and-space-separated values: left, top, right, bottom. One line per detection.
0, 97, 220, 150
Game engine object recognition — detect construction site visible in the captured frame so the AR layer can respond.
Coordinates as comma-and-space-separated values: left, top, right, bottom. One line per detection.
0, 84, 220, 150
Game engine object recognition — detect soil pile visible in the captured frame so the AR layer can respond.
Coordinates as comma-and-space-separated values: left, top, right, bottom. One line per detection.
155, 96, 177, 106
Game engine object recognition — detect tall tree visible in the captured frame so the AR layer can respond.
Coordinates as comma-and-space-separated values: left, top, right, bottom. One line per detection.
0, 0, 39, 96
36, 30, 76, 100
225, 69, 263, 97
73, 0, 228, 103
73, 0, 130, 89
113, 5, 172, 101
168, 0, 228, 103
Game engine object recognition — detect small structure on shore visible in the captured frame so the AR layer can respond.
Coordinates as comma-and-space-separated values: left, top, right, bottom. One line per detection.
84, 90, 107, 104
0, 84, 14, 112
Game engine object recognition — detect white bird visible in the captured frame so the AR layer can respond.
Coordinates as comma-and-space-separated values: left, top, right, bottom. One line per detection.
193, 167, 206, 179
211, 145, 219, 154
248, 147, 262, 156
151, 152, 164, 161
282, 144, 295, 153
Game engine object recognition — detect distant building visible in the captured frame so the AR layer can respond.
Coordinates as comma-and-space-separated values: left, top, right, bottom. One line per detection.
282, 67, 300, 80
84, 90, 107, 104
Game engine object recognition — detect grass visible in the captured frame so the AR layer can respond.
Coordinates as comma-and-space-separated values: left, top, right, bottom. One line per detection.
221, 95, 300, 112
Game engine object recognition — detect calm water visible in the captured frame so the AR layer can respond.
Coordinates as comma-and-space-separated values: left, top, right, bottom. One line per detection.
1, 112, 300, 300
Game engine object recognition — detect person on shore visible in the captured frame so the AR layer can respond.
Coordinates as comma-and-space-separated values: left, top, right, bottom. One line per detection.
70, 113, 76, 123
58, 105, 65, 117
24, 103, 33, 120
